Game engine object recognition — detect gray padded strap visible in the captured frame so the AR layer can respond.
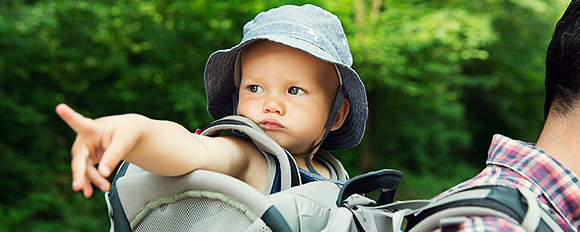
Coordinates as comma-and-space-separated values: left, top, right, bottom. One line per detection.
422, 188, 492, 210
408, 207, 516, 232
200, 115, 300, 190
262, 152, 277, 194
407, 186, 564, 232
316, 150, 349, 180
375, 199, 433, 212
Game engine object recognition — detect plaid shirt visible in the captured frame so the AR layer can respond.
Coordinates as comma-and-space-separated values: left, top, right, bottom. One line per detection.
432, 134, 580, 232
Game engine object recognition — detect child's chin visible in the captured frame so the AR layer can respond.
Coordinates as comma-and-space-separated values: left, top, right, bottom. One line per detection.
264, 131, 282, 142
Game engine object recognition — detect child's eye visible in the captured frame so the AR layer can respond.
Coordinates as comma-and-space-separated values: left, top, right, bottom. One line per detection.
248, 85, 264, 93
288, 87, 305, 95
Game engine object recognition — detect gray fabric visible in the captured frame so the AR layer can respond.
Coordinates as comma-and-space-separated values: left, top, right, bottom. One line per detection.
262, 151, 277, 195
316, 157, 338, 181
374, 199, 432, 212
204, 4, 368, 151
336, 194, 412, 232
116, 170, 273, 224
316, 150, 349, 180
540, 206, 565, 232
404, 188, 517, 232
354, 199, 431, 232
267, 181, 341, 232
131, 190, 258, 229
132, 191, 258, 232
346, 206, 380, 231
200, 115, 299, 190
408, 207, 516, 232
124, 162, 146, 175
318, 197, 430, 232
320, 208, 358, 232
421, 188, 492, 210
402, 187, 565, 232
108, 115, 359, 231
242, 220, 273, 232
519, 187, 564, 232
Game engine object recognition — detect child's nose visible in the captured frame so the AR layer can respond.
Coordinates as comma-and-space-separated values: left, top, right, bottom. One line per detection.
263, 94, 285, 115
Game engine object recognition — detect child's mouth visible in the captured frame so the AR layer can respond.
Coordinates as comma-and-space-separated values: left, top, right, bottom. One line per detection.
260, 118, 283, 130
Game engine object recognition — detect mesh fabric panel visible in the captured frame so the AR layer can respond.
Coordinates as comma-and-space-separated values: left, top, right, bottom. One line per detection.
133, 196, 271, 232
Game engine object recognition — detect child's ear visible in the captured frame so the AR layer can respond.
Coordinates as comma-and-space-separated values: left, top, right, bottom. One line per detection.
330, 98, 350, 131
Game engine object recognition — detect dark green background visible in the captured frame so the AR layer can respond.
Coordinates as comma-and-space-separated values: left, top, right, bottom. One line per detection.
0, 0, 568, 230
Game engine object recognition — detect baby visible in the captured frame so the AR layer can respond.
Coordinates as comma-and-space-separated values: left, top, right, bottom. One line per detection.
56, 4, 368, 197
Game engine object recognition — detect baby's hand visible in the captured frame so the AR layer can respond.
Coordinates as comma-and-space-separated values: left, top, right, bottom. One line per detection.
56, 104, 142, 198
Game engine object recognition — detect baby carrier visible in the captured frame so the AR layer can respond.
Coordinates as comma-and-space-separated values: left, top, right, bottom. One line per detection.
105, 115, 352, 231
105, 116, 563, 232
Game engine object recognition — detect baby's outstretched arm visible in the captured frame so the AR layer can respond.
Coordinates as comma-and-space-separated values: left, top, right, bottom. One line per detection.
56, 104, 267, 198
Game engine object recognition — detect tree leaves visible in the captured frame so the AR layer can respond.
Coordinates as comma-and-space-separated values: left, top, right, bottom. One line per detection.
0, 0, 569, 229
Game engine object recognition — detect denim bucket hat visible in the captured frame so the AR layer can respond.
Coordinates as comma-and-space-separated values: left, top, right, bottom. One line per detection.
204, 4, 368, 151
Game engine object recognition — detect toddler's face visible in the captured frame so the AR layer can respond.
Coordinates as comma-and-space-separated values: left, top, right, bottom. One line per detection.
237, 41, 340, 155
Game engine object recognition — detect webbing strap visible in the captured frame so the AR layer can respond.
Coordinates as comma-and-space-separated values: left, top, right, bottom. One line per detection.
108, 162, 131, 232
520, 187, 541, 231
261, 206, 293, 232
519, 188, 564, 232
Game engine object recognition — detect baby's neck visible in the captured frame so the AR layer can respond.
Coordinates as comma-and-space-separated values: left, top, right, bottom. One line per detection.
292, 152, 331, 179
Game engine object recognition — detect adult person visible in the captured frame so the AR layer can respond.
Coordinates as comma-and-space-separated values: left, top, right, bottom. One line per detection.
430, 1, 580, 230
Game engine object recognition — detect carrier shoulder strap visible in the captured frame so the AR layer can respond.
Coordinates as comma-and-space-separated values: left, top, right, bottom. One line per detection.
199, 115, 302, 190
316, 149, 349, 181
404, 185, 563, 232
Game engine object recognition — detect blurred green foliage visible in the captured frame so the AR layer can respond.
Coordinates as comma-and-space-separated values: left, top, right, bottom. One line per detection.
0, 0, 568, 230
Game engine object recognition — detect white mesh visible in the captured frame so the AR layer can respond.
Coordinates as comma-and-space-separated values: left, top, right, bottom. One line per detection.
133, 195, 270, 232
256, 227, 273, 232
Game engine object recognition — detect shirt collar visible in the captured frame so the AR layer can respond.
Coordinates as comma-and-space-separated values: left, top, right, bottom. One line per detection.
487, 134, 580, 230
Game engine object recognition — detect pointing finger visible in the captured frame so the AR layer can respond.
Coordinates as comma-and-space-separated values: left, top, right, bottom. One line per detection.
55, 104, 98, 135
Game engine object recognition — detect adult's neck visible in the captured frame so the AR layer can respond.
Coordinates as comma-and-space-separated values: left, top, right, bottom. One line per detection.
536, 108, 580, 175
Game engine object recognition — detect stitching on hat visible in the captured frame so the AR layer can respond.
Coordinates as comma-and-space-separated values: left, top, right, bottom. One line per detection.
243, 20, 343, 63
